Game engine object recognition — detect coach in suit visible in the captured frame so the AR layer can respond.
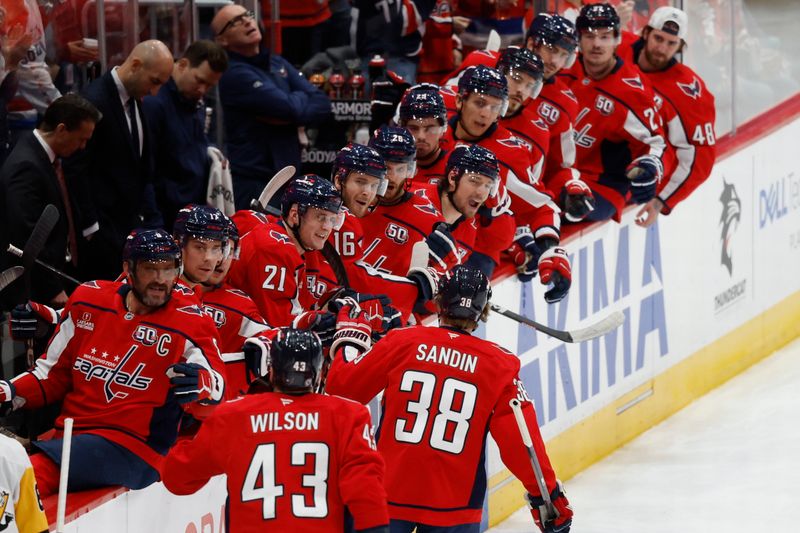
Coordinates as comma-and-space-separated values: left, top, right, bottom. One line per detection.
0, 94, 101, 309
64, 40, 173, 282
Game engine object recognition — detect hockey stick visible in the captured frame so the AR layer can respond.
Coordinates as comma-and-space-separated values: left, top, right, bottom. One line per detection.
490, 304, 624, 343
56, 417, 74, 533
0, 266, 24, 293
7, 245, 82, 287
249, 165, 296, 213
20, 204, 60, 297
509, 398, 556, 526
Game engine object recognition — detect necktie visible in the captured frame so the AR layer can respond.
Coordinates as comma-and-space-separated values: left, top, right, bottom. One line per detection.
54, 158, 78, 266
127, 97, 140, 157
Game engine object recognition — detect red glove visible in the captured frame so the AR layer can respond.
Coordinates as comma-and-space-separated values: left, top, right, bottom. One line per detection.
538, 247, 571, 303
330, 304, 372, 362
561, 178, 596, 222
292, 310, 337, 345
526, 481, 573, 533
167, 363, 217, 404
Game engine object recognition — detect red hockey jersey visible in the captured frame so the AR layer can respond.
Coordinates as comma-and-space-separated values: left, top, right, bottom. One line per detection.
200, 283, 272, 400
162, 392, 389, 533
360, 192, 447, 276
10, 281, 225, 470
417, 0, 457, 84
326, 326, 558, 526
412, 148, 449, 186
536, 77, 582, 198
617, 37, 717, 215
227, 222, 306, 327
560, 56, 666, 220
320, 210, 421, 321
440, 118, 561, 242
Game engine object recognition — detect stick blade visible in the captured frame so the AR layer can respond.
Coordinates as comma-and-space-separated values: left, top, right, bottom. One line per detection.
0, 266, 24, 292
566, 310, 626, 343
23, 204, 59, 270
256, 165, 296, 208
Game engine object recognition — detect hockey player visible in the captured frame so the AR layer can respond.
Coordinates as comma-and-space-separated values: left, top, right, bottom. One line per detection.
361, 125, 459, 275
441, 64, 570, 294
0, 433, 49, 533
617, 6, 717, 227
525, 14, 597, 222
326, 265, 573, 532
0, 229, 226, 496
400, 84, 450, 185
197, 218, 272, 400
318, 143, 439, 322
558, 3, 667, 222
227, 174, 345, 327
162, 327, 390, 533
172, 204, 230, 290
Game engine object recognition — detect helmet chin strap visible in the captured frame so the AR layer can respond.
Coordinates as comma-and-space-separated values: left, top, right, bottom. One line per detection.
288, 218, 316, 252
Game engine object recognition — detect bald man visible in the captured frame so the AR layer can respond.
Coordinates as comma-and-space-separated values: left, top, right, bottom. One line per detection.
212, 5, 331, 209
64, 40, 173, 281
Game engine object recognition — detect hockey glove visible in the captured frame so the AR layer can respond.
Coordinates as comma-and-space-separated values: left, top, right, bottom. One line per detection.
331, 304, 372, 362
243, 335, 273, 383
167, 363, 215, 405
426, 222, 460, 269
527, 481, 573, 533
507, 226, 545, 283
0, 380, 18, 417
378, 305, 403, 338
407, 266, 440, 303
538, 247, 571, 303
10, 301, 59, 341
478, 184, 513, 226
561, 178, 596, 222
293, 310, 337, 346
626, 155, 663, 204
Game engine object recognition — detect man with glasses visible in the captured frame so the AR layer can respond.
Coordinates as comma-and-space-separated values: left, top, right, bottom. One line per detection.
211, 5, 331, 210
0, 229, 226, 496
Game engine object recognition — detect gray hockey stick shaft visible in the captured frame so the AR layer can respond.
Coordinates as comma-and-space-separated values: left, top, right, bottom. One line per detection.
7, 245, 82, 286
20, 204, 60, 298
509, 398, 556, 523
490, 304, 624, 343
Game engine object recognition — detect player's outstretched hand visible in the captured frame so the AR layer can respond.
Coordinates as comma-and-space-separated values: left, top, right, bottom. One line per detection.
10, 301, 58, 341
293, 310, 337, 346
426, 222, 460, 269
526, 481, 573, 533
538, 247, 571, 303
507, 226, 543, 282
331, 304, 372, 362
626, 155, 663, 204
561, 178, 596, 222
167, 363, 214, 405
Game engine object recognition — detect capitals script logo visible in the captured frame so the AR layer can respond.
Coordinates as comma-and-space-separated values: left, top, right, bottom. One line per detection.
719, 179, 741, 276
677, 77, 702, 100
74, 345, 153, 402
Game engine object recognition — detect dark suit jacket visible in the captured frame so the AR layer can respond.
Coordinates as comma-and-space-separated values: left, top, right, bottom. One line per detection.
0, 131, 70, 308
64, 70, 162, 281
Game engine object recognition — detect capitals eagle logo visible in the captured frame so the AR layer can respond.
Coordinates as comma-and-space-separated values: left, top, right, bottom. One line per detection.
677, 77, 702, 100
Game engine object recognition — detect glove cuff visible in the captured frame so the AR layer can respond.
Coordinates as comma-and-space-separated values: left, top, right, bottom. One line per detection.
408, 267, 438, 302
330, 328, 371, 361
0, 380, 15, 403
244, 337, 271, 379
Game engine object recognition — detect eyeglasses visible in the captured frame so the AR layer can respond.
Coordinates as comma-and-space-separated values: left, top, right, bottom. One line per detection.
216, 10, 254, 36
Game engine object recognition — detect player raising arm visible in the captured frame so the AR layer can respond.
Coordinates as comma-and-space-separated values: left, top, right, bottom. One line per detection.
162, 328, 390, 533
326, 266, 573, 532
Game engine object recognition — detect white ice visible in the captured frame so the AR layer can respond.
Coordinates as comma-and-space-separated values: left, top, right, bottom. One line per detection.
489, 337, 800, 532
